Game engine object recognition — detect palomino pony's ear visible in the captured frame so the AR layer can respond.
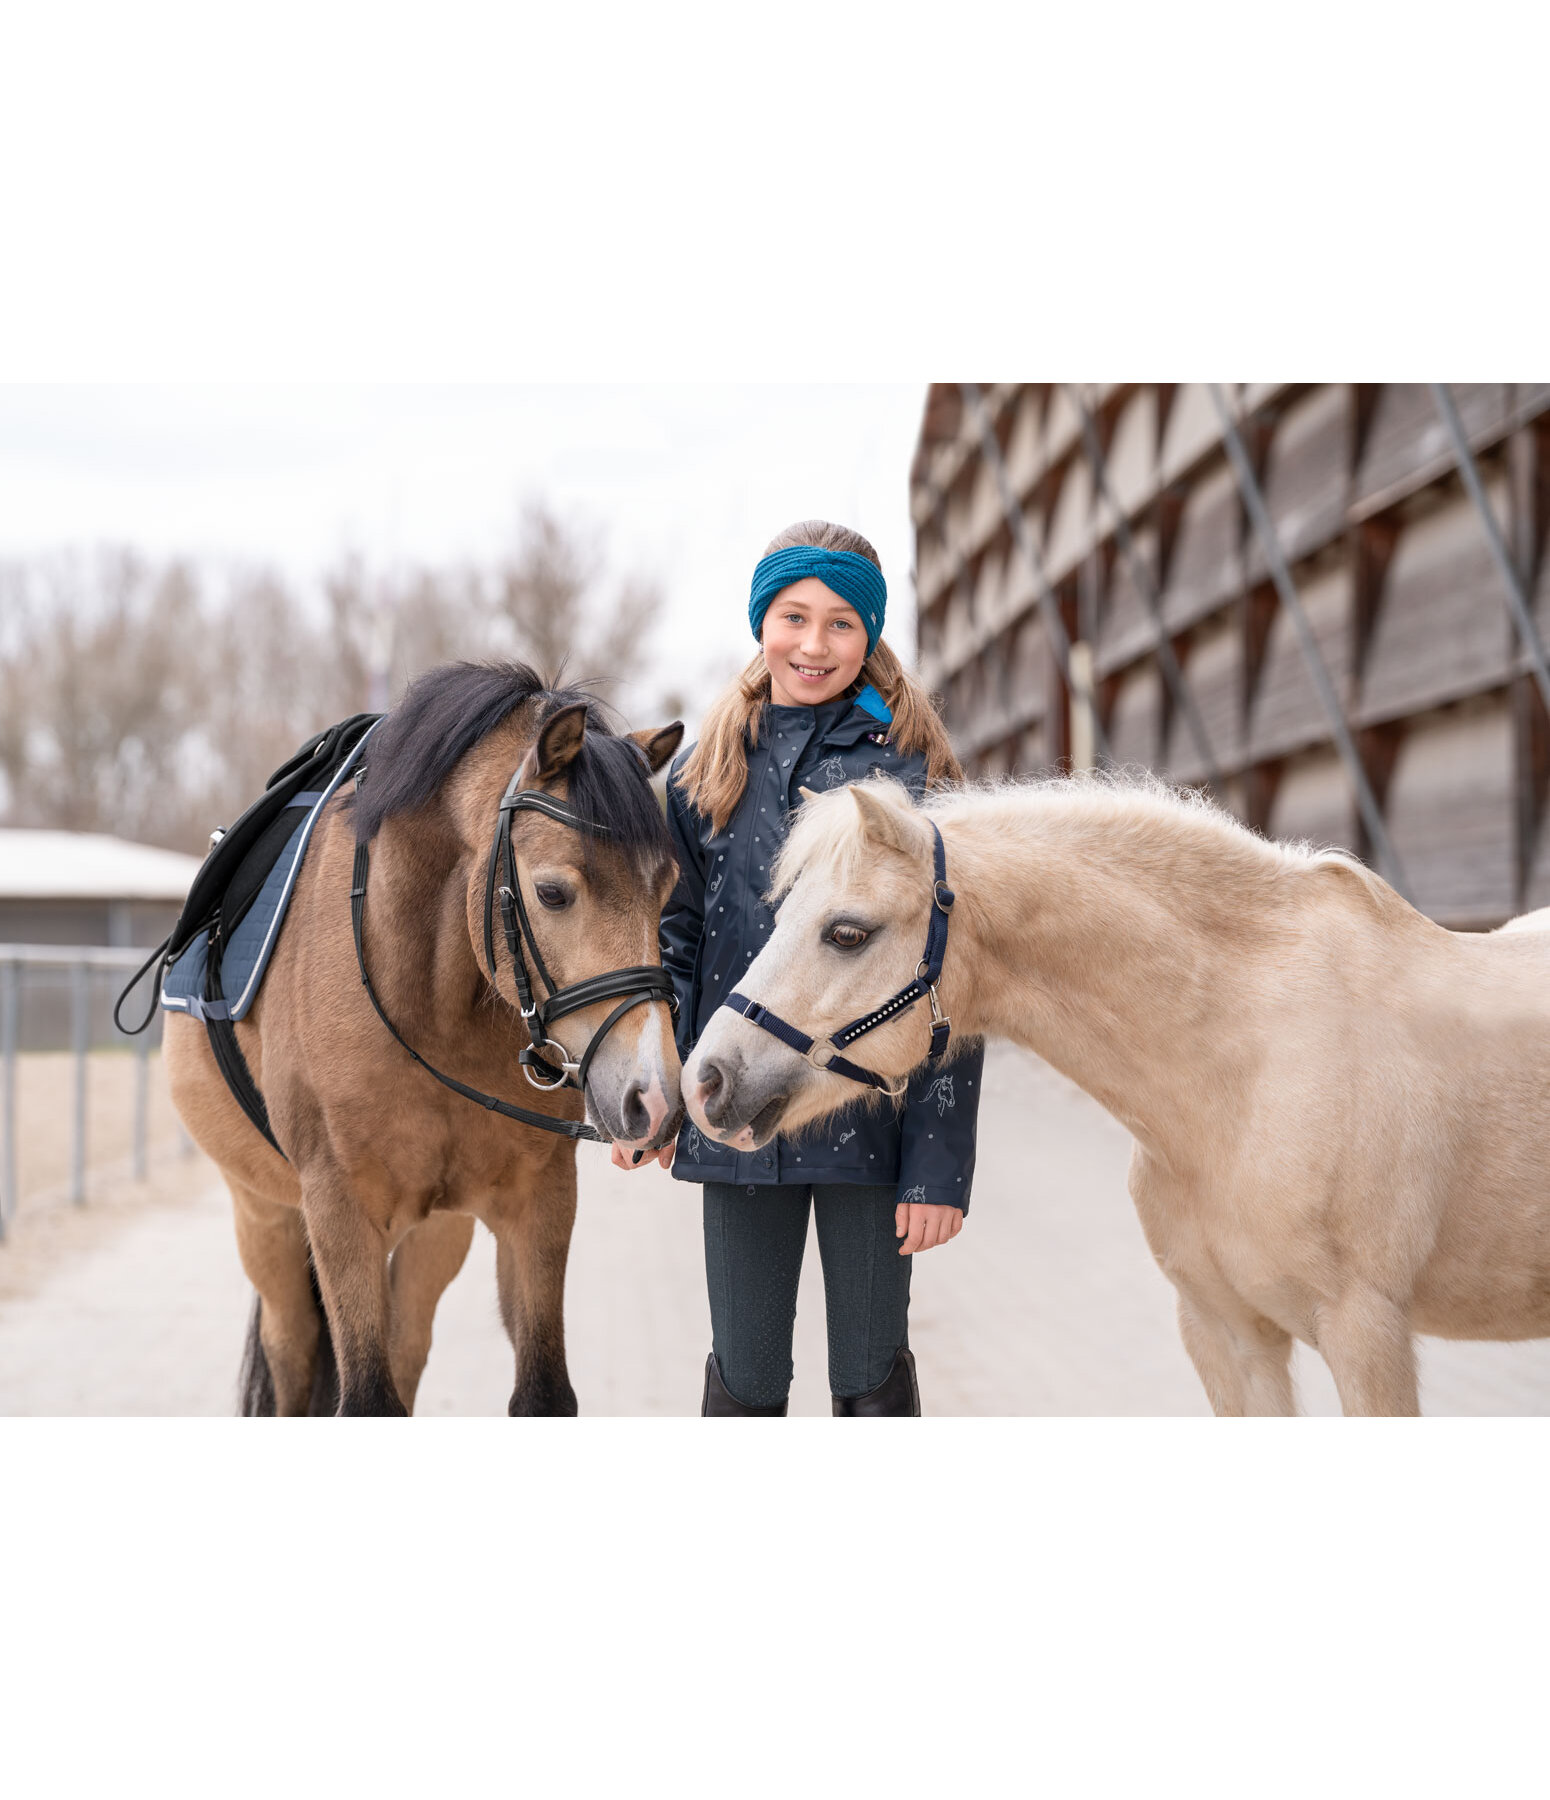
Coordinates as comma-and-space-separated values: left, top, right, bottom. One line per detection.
527, 702, 589, 784
850, 781, 933, 862
629, 721, 685, 774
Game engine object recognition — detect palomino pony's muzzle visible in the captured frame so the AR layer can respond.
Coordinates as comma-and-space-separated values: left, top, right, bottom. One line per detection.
718, 819, 956, 1099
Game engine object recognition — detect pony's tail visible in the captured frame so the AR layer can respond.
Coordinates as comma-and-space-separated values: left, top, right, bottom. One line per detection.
236, 1261, 340, 1417
238, 1293, 275, 1415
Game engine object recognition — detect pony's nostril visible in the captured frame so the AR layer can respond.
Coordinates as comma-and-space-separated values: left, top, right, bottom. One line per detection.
621, 1082, 651, 1141
697, 1058, 730, 1127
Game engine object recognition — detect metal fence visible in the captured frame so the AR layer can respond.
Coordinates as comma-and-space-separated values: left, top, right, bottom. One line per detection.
0, 944, 171, 1240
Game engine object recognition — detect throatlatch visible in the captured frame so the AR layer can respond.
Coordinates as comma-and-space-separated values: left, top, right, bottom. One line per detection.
723, 819, 954, 1096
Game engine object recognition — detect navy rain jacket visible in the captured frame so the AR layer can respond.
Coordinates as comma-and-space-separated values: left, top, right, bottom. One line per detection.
660, 685, 984, 1213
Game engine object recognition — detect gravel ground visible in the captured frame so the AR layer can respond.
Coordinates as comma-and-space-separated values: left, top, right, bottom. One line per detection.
2, 1044, 1548, 1415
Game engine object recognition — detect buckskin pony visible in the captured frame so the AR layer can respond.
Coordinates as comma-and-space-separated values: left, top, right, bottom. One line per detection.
683, 771, 1550, 1417
165, 661, 684, 1416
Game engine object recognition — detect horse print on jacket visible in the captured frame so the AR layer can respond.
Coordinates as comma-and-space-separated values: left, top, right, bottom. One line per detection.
925, 1073, 956, 1116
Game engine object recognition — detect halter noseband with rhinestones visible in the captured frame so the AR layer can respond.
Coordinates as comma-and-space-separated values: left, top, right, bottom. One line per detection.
721, 819, 954, 1099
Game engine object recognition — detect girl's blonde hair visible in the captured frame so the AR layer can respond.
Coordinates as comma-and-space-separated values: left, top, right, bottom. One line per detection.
678, 519, 962, 832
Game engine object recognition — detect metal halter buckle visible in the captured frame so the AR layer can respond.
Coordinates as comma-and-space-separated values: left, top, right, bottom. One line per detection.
934, 880, 955, 912
928, 985, 949, 1031
521, 1039, 576, 1091
808, 1038, 838, 1070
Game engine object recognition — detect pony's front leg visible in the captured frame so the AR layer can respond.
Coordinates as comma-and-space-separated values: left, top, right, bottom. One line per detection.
388, 1212, 476, 1413
1313, 1288, 1419, 1416
1175, 1284, 1297, 1417
301, 1166, 406, 1417
487, 1154, 580, 1417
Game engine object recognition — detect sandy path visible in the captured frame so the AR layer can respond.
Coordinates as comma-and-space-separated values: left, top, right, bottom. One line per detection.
2, 1044, 1547, 1414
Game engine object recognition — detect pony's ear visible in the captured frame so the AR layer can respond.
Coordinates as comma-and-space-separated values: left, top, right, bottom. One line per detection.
629, 721, 684, 775
530, 702, 589, 783
797, 785, 820, 803
851, 782, 932, 860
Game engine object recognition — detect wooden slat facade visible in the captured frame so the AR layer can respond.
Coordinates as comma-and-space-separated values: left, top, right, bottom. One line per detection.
912, 383, 1550, 928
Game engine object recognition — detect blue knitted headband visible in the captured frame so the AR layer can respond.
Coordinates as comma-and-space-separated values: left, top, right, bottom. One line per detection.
748, 545, 887, 657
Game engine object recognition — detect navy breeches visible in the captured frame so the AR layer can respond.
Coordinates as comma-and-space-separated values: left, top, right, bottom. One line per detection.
702, 1181, 911, 1408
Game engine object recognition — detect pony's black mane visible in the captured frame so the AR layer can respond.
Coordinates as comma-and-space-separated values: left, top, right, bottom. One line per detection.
352, 660, 672, 868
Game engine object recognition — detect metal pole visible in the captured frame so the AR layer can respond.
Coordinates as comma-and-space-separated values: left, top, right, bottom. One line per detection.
1429, 383, 1550, 719
1208, 385, 1411, 898
960, 383, 1112, 763
1, 959, 17, 1240
133, 1027, 149, 1182
71, 960, 88, 1206
1064, 384, 1223, 785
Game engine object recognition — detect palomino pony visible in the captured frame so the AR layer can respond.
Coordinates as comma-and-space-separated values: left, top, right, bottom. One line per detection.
682, 771, 1550, 1416
167, 662, 684, 1416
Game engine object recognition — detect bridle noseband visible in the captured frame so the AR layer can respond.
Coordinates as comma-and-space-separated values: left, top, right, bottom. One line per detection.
351, 762, 677, 1144
722, 820, 954, 1100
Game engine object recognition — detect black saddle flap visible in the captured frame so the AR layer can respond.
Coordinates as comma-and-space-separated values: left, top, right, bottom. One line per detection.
167, 711, 381, 962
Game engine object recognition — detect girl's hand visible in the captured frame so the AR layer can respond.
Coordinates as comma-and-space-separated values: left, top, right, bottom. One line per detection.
610, 1136, 676, 1172
896, 1201, 963, 1255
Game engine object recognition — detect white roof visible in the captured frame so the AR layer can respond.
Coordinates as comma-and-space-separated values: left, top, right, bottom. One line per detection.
0, 830, 201, 901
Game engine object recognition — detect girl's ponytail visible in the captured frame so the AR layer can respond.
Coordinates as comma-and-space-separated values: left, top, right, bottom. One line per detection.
679, 520, 962, 833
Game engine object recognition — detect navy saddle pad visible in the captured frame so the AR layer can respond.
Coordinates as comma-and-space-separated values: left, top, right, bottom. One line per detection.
162, 717, 380, 1024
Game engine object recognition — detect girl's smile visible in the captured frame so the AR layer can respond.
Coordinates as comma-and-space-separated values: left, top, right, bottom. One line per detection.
761, 577, 869, 707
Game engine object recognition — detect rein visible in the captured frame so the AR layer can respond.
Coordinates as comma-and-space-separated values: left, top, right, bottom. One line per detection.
351, 765, 677, 1144
723, 820, 954, 1099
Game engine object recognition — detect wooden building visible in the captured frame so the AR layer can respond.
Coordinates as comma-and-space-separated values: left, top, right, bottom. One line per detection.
911, 383, 1550, 928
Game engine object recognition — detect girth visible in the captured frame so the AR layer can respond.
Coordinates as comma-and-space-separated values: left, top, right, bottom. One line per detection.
723, 819, 954, 1097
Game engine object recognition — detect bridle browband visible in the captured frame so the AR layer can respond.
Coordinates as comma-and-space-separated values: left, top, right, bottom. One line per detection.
722, 820, 954, 1099
351, 760, 678, 1144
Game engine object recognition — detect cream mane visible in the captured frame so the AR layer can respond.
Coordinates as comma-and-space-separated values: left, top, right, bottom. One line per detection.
771, 769, 1373, 907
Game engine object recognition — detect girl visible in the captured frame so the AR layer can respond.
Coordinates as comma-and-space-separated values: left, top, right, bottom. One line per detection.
616, 519, 984, 1415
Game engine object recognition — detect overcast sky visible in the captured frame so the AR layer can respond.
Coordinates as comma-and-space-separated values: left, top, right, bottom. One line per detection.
0, 384, 928, 730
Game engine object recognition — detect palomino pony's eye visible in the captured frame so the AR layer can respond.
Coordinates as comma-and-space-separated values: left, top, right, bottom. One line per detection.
825, 922, 869, 950
535, 883, 571, 910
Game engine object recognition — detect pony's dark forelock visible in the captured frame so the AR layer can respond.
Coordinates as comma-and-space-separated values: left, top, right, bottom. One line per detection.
351, 660, 673, 870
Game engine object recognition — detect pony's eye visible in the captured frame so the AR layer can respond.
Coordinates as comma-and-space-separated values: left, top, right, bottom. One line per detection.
535, 883, 571, 910
826, 923, 869, 950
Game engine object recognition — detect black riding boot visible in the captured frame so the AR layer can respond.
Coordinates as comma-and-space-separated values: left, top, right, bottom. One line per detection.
701, 1352, 788, 1416
832, 1347, 921, 1416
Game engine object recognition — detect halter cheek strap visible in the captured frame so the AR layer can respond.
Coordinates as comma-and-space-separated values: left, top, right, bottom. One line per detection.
723, 820, 954, 1095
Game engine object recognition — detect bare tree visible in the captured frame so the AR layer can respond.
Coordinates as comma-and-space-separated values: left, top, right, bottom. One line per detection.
0, 498, 670, 855
486, 499, 664, 694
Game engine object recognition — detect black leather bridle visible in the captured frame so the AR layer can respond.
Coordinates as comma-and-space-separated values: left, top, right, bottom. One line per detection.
722, 819, 954, 1100
351, 764, 678, 1143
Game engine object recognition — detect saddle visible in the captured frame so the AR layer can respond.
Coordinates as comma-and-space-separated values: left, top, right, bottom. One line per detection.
116, 712, 382, 1158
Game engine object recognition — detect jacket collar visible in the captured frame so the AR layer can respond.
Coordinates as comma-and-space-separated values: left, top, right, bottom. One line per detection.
761, 684, 893, 751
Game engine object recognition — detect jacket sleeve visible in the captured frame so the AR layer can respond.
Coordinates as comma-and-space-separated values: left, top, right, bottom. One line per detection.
659, 755, 707, 1064
892, 745, 984, 1217
896, 1035, 985, 1217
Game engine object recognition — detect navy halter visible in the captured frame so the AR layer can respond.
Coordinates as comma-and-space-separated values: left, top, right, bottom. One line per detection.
723, 820, 954, 1095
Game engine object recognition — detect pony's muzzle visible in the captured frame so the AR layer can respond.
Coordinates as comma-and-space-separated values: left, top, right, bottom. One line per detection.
689, 1046, 791, 1146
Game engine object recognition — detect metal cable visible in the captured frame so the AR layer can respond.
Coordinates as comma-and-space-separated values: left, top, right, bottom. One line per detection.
1064, 384, 1222, 785
1209, 384, 1409, 896
1429, 383, 1550, 721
